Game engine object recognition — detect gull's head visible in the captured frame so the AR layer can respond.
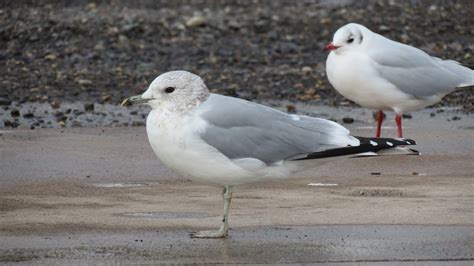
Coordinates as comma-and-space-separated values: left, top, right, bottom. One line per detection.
325, 23, 369, 53
122, 70, 209, 110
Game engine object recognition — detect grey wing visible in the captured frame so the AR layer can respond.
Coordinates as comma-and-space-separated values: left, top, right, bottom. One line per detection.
369, 36, 473, 98
196, 94, 359, 164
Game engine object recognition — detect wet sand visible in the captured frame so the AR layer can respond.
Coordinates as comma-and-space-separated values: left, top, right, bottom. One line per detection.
0, 107, 473, 263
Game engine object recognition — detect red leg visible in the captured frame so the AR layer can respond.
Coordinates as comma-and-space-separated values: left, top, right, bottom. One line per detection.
376, 111, 384, 138
395, 115, 403, 138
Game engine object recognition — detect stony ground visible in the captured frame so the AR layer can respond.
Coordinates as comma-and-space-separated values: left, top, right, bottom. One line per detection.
1, 0, 473, 116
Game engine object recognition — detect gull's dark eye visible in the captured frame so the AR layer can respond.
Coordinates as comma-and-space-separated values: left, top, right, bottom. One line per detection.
164, 87, 175, 93
347, 37, 354, 43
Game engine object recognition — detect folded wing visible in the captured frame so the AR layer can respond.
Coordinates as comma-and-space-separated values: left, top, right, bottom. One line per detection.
197, 94, 359, 165
369, 35, 474, 98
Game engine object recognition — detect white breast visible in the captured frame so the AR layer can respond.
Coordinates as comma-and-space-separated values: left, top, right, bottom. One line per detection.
145, 109, 257, 186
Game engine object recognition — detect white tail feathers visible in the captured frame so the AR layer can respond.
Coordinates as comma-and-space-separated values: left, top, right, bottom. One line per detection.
441, 60, 474, 87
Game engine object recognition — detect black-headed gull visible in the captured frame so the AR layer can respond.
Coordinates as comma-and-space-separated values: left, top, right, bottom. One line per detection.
325, 23, 473, 137
122, 70, 418, 238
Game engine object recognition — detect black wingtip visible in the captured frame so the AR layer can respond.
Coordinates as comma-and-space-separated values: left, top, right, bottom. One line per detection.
293, 136, 418, 161
355, 136, 417, 146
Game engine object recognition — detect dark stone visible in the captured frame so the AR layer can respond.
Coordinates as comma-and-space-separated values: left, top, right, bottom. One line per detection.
10, 109, 20, 117
73, 109, 84, 115
286, 104, 296, 113
23, 113, 34, 118
4, 120, 19, 128
452, 116, 461, 121
342, 117, 354, 124
56, 116, 67, 122
0, 98, 12, 106
84, 103, 94, 112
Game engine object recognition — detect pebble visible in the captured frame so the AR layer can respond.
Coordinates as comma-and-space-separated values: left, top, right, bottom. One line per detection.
186, 16, 207, 28
73, 110, 84, 115
286, 104, 296, 113
101, 95, 112, 102
378, 25, 391, 32
71, 120, 82, 127
44, 53, 57, 60
23, 113, 34, 118
0, 98, 12, 106
301, 66, 313, 75
56, 116, 67, 122
4, 120, 19, 128
342, 117, 354, 124
11, 109, 20, 117
78, 79, 93, 86
84, 103, 95, 112
50, 100, 61, 109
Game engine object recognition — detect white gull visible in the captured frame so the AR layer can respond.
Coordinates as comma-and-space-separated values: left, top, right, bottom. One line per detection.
122, 70, 418, 238
325, 23, 473, 137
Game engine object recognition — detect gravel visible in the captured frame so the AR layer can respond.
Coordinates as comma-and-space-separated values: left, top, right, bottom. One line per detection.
0, 0, 472, 129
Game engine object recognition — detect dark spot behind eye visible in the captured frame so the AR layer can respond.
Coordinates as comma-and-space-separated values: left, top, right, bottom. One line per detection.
165, 87, 175, 93
347, 37, 354, 43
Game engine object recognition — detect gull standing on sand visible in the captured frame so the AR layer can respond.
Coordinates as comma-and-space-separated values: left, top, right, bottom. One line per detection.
325, 23, 473, 137
122, 70, 418, 238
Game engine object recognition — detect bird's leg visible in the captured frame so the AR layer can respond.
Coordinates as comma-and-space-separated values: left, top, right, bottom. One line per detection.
376, 110, 384, 138
191, 185, 233, 238
395, 115, 403, 138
